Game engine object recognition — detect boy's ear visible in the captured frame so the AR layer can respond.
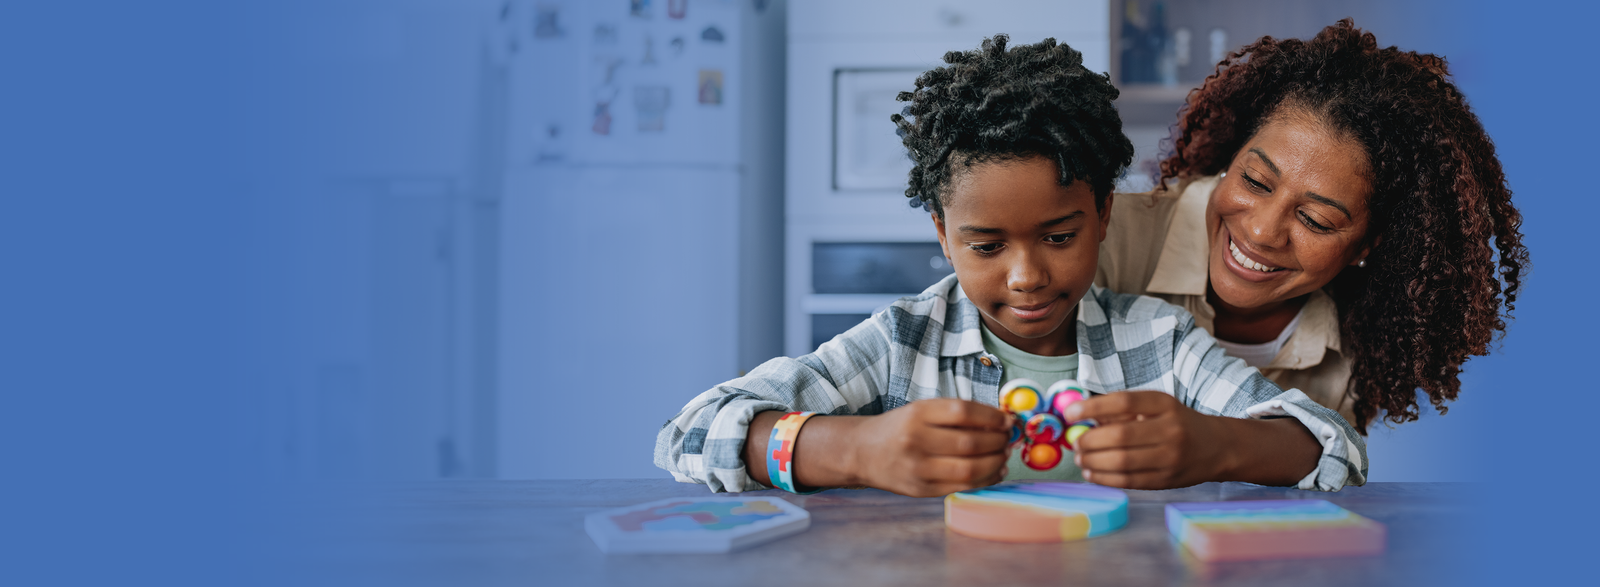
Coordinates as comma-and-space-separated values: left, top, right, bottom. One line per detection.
1097, 193, 1114, 242
933, 212, 952, 261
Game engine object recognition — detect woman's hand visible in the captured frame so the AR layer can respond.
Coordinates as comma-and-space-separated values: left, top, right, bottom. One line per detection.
841, 399, 1014, 497
1063, 391, 1229, 489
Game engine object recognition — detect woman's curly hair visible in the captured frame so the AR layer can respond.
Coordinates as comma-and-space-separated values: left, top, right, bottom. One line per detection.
1159, 19, 1529, 431
893, 34, 1134, 217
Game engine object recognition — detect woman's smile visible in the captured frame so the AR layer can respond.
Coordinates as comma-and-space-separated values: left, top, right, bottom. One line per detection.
1221, 230, 1291, 283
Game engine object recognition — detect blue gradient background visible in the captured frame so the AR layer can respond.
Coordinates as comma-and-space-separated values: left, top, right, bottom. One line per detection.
2, 1, 1594, 584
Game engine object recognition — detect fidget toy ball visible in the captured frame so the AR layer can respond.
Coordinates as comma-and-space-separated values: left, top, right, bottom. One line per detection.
1000, 379, 1097, 470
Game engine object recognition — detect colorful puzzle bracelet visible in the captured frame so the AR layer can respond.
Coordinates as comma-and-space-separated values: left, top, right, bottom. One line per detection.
765, 411, 819, 494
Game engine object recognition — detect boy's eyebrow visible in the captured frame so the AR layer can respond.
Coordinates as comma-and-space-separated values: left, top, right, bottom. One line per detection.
1305, 192, 1352, 219
1249, 148, 1281, 176
958, 212, 1086, 235
1037, 211, 1085, 227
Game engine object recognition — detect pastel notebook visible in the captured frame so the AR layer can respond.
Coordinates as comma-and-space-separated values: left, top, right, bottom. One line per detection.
1165, 500, 1387, 562
585, 496, 811, 554
945, 481, 1128, 543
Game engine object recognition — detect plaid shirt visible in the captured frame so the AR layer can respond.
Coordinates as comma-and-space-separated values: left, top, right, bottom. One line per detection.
654, 274, 1367, 493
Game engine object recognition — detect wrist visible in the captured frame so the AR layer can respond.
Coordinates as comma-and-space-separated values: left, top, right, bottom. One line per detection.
790, 415, 867, 490
833, 416, 867, 488
1209, 415, 1321, 486
1210, 414, 1245, 482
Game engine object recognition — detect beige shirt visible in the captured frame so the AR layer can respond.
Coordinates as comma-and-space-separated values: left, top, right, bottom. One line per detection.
1096, 177, 1358, 424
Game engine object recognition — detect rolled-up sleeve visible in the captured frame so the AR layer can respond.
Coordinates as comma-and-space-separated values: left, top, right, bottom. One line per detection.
1171, 314, 1367, 491
653, 313, 895, 492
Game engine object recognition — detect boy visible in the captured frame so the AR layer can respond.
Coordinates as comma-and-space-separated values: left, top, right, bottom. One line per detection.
654, 35, 1365, 497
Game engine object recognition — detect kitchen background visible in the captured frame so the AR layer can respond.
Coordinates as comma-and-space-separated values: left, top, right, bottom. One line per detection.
15, 2, 1596, 584
246, 0, 1561, 484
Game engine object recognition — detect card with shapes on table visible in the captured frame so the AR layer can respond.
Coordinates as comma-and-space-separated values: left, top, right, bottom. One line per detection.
585, 496, 811, 553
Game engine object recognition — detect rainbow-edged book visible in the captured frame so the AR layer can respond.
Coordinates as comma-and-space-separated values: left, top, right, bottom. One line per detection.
585, 496, 810, 553
1165, 500, 1386, 562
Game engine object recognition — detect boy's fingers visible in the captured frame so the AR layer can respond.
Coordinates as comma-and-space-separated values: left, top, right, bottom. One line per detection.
932, 462, 1009, 496
1062, 390, 1176, 422
921, 453, 1008, 485
919, 398, 1011, 430
1071, 418, 1168, 453
921, 425, 1011, 457
1082, 469, 1176, 490
1074, 443, 1174, 473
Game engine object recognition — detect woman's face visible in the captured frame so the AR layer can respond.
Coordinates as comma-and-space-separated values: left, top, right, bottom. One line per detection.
1207, 109, 1376, 312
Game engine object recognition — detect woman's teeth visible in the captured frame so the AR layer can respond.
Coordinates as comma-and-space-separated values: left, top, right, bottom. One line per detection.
1230, 240, 1282, 273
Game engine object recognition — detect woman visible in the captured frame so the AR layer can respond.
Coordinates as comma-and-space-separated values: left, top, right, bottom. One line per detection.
1099, 19, 1528, 431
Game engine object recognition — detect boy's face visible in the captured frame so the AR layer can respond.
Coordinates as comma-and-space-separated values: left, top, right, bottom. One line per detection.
934, 156, 1111, 357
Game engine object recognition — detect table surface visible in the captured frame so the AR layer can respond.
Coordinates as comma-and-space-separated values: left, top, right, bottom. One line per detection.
314, 479, 1481, 587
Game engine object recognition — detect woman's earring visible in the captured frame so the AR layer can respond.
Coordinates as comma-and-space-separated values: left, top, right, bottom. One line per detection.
1220, 172, 1227, 179
1357, 258, 1367, 268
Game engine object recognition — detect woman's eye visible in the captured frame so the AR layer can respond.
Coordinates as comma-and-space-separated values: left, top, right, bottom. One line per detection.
1242, 173, 1269, 192
1045, 233, 1077, 244
1298, 211, 1332, 232
968, 243, 1002, 255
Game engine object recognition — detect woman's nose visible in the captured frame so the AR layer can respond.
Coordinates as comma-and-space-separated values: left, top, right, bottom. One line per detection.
1239, 199, 1291, 248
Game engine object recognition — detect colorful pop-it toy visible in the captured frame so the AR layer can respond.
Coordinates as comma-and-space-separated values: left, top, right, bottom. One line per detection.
945, 481, 1128, 542
1165, 500, 1387, 561
999, 378, 1097, 470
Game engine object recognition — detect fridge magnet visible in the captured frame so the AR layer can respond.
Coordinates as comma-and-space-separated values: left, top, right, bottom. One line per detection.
670, 36, 685, 56
593, 23, 619, 45
534, 3, 564, 39
698, 69, 723, 105
701, 25, 724, 43
641, 34, 658, 65
536, 123, 566, 162
634, 85, 671, 132
592, 75, 620, 136
630, 0, 652, 19
592, 100, 614, 135
667, 0, 687, 19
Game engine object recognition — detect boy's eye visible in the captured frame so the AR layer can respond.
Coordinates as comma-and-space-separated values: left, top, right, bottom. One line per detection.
968, 243, 1002, 255
1045, 233, 1077, 244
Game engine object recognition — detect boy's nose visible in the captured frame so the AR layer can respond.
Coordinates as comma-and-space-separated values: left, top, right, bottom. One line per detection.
1007, 253, 1049, 292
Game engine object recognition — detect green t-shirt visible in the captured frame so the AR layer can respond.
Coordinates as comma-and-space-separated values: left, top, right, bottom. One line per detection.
980, 322, 1084, 482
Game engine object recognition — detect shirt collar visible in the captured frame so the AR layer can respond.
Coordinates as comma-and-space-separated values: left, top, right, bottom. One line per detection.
1286, 288, 1342, 358
1144, 176, 1219, 296
943, 280, 987, 357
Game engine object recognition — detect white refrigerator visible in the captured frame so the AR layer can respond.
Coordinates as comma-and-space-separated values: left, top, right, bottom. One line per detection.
497, 0, 784, 479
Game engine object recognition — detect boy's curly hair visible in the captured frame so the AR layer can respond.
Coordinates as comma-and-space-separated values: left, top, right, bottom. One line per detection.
1160, 19, 1530, 431
893, 34, 1134, 217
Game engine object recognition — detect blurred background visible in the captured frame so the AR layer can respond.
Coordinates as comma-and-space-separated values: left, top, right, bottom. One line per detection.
263, 0, 1488, 484
7, 1, 1597, 584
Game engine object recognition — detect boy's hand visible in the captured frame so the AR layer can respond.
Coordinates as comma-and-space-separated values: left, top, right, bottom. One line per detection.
847, 399, 1014, 498
1063, 391, 1228, 490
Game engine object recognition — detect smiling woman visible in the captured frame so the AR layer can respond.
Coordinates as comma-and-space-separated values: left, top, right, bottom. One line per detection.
1098, 19, 1530, 432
